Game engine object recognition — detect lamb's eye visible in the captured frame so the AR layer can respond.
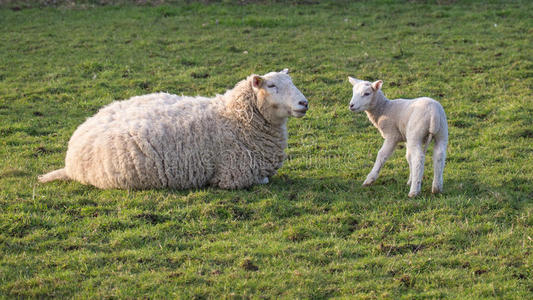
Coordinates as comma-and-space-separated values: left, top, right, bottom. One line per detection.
363, 92, 370, 96
267, 84, 276, 88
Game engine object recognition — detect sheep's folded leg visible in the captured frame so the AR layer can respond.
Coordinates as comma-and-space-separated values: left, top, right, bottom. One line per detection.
258, 177, 269, 184
363, 139, 397, 186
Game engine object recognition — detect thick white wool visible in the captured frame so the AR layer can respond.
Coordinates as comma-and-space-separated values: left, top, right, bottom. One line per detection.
39, 71, 309, 189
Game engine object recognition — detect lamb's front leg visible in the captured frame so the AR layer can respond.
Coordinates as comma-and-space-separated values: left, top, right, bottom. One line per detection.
363, 139, 398, 186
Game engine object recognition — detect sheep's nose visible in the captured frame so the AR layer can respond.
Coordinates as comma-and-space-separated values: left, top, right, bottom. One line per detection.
298, 100, 308, 108
350, 103, 355, 109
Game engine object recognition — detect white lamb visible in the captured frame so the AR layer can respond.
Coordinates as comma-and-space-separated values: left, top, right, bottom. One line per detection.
348, 77, 448, 197
38, 69, 309, 190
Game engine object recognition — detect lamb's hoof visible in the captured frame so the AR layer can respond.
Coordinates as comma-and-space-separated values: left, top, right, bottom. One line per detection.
431, 187, 442, 194
362, 179, 374, 187
408, 191, 419, 198
258, 177, 269, 185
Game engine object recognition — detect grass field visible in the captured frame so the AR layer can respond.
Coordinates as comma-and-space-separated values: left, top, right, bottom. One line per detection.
1, 0, 532, 298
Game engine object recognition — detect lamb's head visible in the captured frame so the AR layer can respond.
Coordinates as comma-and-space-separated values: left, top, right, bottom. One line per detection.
348, 77, 383, 112
251, 69, 309, 123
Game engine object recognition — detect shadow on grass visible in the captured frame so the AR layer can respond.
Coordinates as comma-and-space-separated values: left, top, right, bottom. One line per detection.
38, 169, 528, 211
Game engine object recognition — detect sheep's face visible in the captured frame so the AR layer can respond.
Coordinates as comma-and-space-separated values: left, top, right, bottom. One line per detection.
348, 77, 383, 112
252, 69, 309, 121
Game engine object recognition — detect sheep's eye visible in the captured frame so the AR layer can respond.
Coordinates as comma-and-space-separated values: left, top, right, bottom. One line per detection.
267, 84, 276, 88
363, 92, 370, 96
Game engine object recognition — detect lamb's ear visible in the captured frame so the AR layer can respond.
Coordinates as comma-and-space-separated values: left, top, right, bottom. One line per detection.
252, 75, 264, 88
348, 76, 359, 85
280, 68, 289, 74
372, 80, 383, 91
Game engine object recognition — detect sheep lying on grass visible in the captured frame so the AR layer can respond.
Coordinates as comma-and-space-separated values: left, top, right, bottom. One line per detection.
348, 77, 448, 197
39, 69, 309, 190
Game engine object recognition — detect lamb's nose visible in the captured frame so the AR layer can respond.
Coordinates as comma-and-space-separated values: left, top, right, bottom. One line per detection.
298, 100, 308, 108
350, 103, 355, 108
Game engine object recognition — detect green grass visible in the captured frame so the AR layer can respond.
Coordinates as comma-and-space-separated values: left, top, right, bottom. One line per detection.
1, 0, 532, 298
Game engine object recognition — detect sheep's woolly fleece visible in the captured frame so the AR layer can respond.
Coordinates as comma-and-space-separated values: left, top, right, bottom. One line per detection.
39, 71, 309, 189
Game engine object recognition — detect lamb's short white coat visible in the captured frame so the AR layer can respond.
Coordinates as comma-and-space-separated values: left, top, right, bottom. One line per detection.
39, 69, 309, 190
348, 77, 448, 197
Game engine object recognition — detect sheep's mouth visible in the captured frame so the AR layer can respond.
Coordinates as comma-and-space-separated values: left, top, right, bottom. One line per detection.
292, 109, 308, 117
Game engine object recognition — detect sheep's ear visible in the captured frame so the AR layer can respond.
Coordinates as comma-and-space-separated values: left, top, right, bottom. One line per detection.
252, 75, 264, 88
348, 76, 359, 85
280, 68, 289, 74
372, 80, 383, 91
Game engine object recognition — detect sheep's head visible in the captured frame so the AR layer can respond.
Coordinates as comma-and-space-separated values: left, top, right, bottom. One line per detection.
348, 77, 383, 112
251, 69, 309, 123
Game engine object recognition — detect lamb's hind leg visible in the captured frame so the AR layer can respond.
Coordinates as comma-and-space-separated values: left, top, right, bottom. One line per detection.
407, 141, 426, 198
432, 135, 447, 194
363, 139, 397, 186
406, 148, 412, 186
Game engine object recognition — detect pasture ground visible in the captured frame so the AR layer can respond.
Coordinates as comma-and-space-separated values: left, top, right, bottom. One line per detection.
0, 0, 532, 298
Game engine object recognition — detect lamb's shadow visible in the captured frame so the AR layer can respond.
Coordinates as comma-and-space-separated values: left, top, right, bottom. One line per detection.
442, 176, 530, 203
266, 174, 408, 203
267, 172, 524, 204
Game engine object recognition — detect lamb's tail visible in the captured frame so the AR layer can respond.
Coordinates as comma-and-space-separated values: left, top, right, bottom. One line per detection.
38, 168, 69, 183
426, 108, 441, 151
424, 133, 433, 152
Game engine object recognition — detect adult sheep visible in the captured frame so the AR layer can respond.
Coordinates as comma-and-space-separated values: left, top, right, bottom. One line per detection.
39, 69, 309, 190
